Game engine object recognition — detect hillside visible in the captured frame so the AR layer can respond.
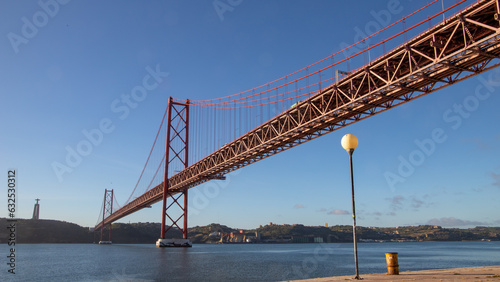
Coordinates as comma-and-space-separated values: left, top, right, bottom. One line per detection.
254, 224, 500, 242
0, 218, 92, 243
0, 218, 498, 244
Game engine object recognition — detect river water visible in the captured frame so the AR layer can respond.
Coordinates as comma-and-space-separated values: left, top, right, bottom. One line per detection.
3, 241, 499, 281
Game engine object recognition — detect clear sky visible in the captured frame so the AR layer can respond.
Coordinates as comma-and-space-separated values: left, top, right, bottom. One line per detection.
1, 0, 499, 231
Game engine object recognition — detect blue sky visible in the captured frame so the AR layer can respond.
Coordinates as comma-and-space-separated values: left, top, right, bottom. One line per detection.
1, 0, 499, 231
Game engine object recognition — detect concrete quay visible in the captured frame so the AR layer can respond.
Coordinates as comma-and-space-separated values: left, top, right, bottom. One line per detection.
289, 266, 500, 281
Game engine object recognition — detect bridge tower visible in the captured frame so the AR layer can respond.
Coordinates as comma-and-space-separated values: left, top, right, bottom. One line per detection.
32, 198, 40, 220
99, 189, 113, 244
156, 98, 192, 247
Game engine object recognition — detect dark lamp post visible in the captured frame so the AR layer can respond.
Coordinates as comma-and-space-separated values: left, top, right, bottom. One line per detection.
341, 133, 361, 280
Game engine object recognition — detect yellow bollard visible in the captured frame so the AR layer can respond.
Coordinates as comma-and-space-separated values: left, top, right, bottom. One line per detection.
385, 252, 399, 275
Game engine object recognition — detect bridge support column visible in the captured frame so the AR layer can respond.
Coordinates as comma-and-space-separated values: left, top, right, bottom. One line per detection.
99, 189, 113, 244
158, 98, 192, 248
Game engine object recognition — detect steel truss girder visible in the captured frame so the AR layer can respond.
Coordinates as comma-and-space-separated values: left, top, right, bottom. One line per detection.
97, 0, 500, 228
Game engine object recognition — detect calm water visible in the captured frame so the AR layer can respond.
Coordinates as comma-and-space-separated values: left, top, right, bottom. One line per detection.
3, 241, 499, 281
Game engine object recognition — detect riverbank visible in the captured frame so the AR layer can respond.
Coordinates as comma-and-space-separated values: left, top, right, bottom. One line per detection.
290, 266, 500, 281
2, 219, 499, 244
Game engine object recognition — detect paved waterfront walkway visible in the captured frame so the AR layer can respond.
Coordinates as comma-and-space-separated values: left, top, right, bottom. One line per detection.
290, 266, 500, 281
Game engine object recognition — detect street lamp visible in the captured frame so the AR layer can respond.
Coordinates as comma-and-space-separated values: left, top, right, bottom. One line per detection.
341, 133, 361, 280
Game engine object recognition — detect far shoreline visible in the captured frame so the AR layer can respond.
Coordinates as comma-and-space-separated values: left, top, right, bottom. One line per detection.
12, 239, 499, 244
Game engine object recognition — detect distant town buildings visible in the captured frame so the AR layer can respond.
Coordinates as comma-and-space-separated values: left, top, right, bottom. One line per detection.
218, 231, 262, 243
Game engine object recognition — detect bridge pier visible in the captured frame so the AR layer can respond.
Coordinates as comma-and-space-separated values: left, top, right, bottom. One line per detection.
156, 238, 192, 247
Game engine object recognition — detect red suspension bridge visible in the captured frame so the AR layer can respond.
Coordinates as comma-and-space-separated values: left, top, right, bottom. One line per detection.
95, 0, 500, 246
